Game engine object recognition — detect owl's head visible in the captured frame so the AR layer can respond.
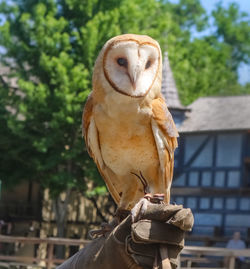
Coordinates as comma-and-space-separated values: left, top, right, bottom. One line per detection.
93, 34, 162, 99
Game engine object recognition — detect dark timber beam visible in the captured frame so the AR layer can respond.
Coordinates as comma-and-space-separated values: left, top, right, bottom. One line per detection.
172, 187, 250, 196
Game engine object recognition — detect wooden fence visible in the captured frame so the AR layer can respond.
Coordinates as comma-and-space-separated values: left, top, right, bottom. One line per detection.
0, 235, 89, 269
180, 246, 250, 269
0, 235, 250, 268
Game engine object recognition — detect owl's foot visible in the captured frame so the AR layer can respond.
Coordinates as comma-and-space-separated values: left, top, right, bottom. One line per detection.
146, 193, 165, 204
131, 193, 165, 223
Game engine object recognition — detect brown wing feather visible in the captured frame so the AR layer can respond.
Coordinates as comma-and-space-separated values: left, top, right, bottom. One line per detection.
151, 96, 178, 203
152, 96, 179, 139
82, 94, 121, 204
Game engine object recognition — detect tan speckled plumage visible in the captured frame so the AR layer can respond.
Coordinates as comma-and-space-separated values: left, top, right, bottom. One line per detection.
83, 34, 178, 210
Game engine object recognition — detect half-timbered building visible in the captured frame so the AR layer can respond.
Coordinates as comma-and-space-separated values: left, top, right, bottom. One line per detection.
162, 53, 250, 239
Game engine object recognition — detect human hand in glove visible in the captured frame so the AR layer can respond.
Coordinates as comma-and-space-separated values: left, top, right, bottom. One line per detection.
56, 203, 193, 269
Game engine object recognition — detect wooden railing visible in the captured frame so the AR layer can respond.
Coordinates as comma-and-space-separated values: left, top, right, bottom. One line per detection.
180, 246, 250, 269
0, 235, 89, 269
1, 235, 250, 268
186, 234, 250, 247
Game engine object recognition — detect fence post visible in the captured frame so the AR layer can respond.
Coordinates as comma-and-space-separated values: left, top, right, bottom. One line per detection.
47, 243, 54, 269
177, 255, 181, 269
228, 255, 235, 269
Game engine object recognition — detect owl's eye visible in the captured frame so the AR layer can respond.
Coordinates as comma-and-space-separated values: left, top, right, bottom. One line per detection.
145, 60, 151, 69
117, 58, 128, 68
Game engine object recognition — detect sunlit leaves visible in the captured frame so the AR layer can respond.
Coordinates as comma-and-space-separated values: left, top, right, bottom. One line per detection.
212, 3, 250, 71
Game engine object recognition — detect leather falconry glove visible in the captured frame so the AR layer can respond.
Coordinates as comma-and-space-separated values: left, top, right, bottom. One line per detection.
57, 203, 194, 269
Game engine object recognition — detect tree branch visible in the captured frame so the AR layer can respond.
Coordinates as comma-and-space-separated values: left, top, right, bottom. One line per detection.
87, 196, 108, 223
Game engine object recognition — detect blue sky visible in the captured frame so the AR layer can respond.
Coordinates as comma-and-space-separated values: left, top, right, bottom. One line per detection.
201, 0, 250, 14
170, 0, 250, 14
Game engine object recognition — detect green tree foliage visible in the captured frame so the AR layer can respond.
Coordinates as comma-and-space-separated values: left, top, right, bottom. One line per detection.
0, 0, 208, 195
0, 0, 249, 239
212, 2, 250, 71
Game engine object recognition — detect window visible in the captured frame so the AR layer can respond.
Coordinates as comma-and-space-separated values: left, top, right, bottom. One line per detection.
226, 215, 250, 227
214, 172, 225, 187
239, 198, 250, 211
213, 198, 223, 210
227, 171, 241, 187
184, 135, 206, 164
184, 135, 213, 167
192, 139, 213, 167
173, 174, 186, 187
216, 134, 242, 167
200, 198, 210, 209
187, 197, 197, 209
195, 213, 222, 226
189, 172, 199, 186
226, 198, 237, 210
175, 196, 184, 205
201, 172, 212, 186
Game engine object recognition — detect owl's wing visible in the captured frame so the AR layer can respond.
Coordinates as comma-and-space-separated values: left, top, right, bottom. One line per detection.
151, 96, 179, 202
82, 94, 121, 204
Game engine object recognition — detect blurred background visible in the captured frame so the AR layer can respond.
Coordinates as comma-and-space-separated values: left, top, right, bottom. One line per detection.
0, 0, 249, 266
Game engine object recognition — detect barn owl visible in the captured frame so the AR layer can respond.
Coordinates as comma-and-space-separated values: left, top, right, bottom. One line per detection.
83, 34, 178, 220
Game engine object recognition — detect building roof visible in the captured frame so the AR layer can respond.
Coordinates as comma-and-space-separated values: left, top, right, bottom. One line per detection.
161, 52, 186, 110
179, 95, 250, 133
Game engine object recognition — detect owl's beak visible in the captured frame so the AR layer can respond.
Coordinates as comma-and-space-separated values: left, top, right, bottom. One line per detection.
128, 64, 141, 90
